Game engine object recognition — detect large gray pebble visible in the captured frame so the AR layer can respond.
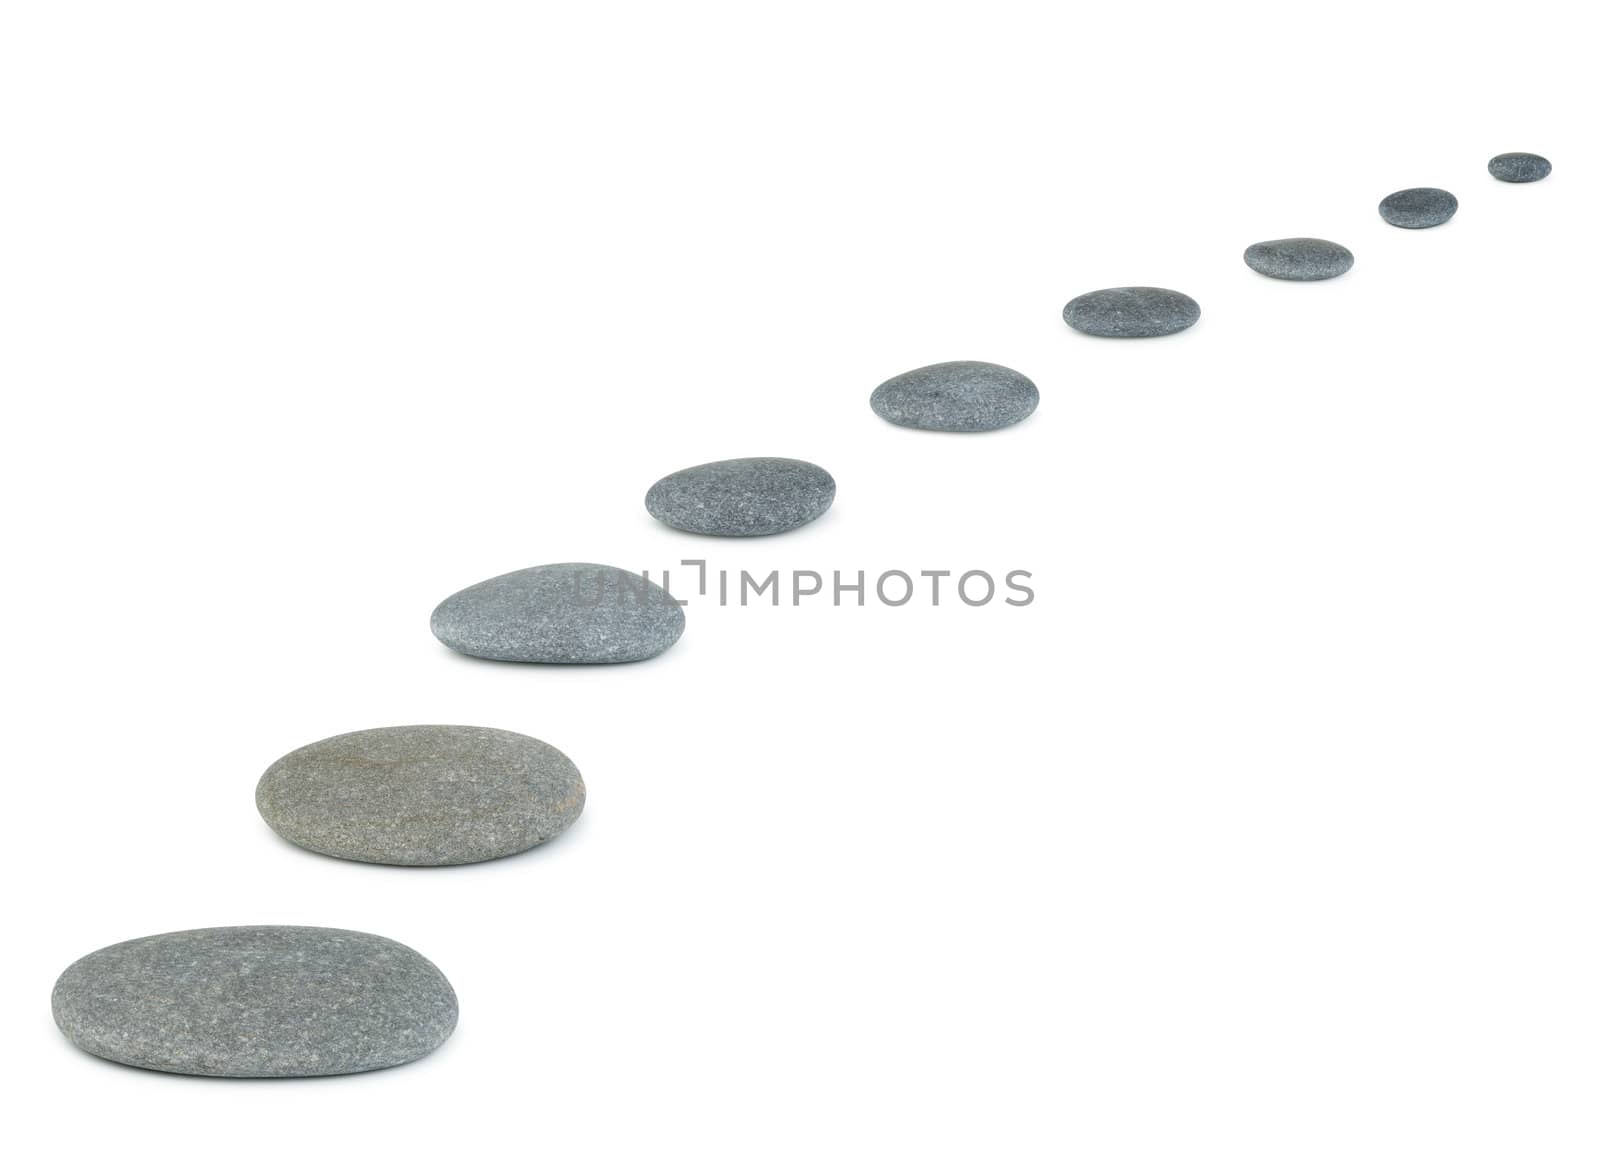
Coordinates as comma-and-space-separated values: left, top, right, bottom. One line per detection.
431, 562, 685, 664
257, 725, 584, 865
1488, 152, 1551, 183
1062, 287, 1200, 337
52, 926, 457, 1077
646, 457, 835, 536
1243, 237, 1354, 281
1379, 187, 1457, 229
870, 361, 1038, 432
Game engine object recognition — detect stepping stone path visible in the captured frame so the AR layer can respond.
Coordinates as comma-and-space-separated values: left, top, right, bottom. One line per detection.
432, 562, 685, 663
1062, 287, 1200, 337
871, 361, 1038, 432
1488, 152, 1551, 183
257, 725, 585, 865
646, 457, 836, 536
52, 926, 457, 1077
1243, 237, 1354, 281
1379, 187, 1458, 229
52, 145, 1558, 1084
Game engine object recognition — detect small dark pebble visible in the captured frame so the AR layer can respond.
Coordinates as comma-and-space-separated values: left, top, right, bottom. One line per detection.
870, 361, 1038, 432
1488, 153, 1551, 183
1062, 287, 1200, 338
1243, 238, 1355, 281
1379, 188, 1458, 229
646, 457, 835, 536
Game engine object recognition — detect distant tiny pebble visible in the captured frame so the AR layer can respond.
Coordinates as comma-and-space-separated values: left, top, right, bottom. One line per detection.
1062, 287, 1200, 338
1243, 237, 1354, 281
1488, 152, 1551, 183
1379, 187, 1457, 229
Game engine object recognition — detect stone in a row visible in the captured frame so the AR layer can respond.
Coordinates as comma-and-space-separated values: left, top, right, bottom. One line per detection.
53, 926, 457, 1077
258, 724, 584, 865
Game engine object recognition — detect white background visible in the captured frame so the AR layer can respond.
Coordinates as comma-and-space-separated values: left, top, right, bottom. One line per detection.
2, 2, 1595, 1163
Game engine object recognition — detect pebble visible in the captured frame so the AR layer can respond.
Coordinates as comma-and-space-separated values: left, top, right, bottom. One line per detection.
1243, 237, 1354, 281
257, 725, 585, 865
1488, 152, 1551, 183
870, 361, 1038, 432
646, 457, 835, 536
52, 926, 457, 1077
1062, 287, 1200, 337
431, 562, 685, 664
1379, 187, 1458, 229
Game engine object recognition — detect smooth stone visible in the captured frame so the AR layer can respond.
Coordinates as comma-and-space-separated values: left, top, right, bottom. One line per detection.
870, 361, 1038, 432
52, 926, 457, 1077
1378, 187, 1457, 229
431, 562, 685, 664
1062, 287, 1200, 338
257, 725, 584, 865
1243, 237, 1354, 281
645, 457, 835, 536
1488, 152, 1551, 183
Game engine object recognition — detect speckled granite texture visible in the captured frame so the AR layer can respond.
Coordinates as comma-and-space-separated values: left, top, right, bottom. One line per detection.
646, 457, 835, 536
870, 361, 1038, 432
1062, 287, 1200, 337
1488, 152, 1551, 183
257, 725, 585, 865
52, 926, 457, 1077
1379, 187, 1457, 229
1243, 237, 1354, 281
431, 562, 685, 663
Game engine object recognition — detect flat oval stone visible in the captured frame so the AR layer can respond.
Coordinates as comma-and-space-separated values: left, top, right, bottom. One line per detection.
1243, 237, 1354, 281
1488, 152, 1551, 183
52, 926, 457, 1077
646, 457, 835, 536
1379, 187, 1457, 229
1062, 287, 1200, 338
257, 725, 584, 865
431, 562, 684, 664
870, 361, 1038, 432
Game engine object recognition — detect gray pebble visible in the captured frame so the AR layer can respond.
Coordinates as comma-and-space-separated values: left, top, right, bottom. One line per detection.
52, 926, 457, 1077
1379, 187, 1458, 229
1488, 152, 1551, 183
431, 562, 685, 664
1062, 287, 1200, 338
1243, 237, 1354, 281
870, 361, 1038, 432
257, 725, 584, 865
646, 457, 835, 536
